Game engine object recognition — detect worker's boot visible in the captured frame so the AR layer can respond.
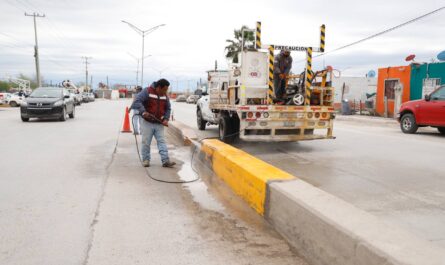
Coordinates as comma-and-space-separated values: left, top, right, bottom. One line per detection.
142, 160, 150, 167
162, 161, 176, 168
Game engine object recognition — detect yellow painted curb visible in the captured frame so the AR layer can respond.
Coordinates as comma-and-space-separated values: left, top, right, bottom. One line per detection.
202, 139, 295, 215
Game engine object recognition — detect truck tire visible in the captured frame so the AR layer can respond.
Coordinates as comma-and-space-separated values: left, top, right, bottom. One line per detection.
219, 115, 235, 143
438, 127, 445, 134
400, 113, 418, 134
197, 108, 206, 130
9, 101, 17, 107
21, 116, 29, 122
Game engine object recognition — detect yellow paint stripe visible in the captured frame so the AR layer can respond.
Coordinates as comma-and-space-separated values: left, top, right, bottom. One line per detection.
201, 139, 295, 215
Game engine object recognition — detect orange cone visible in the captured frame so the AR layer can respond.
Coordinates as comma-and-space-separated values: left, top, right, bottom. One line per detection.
121, 107, 132, 133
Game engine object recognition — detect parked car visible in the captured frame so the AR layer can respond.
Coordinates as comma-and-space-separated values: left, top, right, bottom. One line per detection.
87, 92, 95, 102
186, 95, 200, 104
20, 87, 75, 122
0, 92, 10, 105
6, 92, 26, 107
398, 85, 445, 134
175, 95, 187, 102
81, 92, 90, 103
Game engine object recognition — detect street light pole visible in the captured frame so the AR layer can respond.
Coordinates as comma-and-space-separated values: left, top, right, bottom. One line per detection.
121, 21, 165, 88
141, 35, 145, 87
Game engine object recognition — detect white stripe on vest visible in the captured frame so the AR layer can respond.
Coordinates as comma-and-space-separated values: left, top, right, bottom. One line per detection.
149, 94, 167, 100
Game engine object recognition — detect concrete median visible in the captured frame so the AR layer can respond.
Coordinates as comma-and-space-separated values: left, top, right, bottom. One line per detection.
168, 121, 445, 265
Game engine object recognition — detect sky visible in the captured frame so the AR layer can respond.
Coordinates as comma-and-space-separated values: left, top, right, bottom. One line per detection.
0, 0, 444, 91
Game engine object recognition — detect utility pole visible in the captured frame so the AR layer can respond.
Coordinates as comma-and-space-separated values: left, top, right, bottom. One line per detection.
25, 12, 45, 87
81, 57, 92, 92
106, 76, 109, 89
90, 75, 93, 91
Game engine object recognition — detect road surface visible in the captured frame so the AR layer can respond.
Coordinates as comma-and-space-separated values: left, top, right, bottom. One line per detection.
171, 101, 445, 249
0, 100, 309, 265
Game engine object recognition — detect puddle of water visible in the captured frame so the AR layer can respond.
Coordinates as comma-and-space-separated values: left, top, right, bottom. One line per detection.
171, 148, 226, 215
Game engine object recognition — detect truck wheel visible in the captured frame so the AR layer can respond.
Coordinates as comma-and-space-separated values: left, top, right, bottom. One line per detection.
219, 115, 235, 143
438, 127, 445, 134
197, 108, 206, 130
9, 101, 17, 107
400, 113, 418, 134
21, 116, 29, 122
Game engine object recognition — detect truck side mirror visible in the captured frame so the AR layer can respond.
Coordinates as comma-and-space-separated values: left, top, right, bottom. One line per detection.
425, 94, 431, 101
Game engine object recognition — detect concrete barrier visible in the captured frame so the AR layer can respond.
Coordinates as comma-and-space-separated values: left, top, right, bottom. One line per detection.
200, 139, 294, 214
168, 121, 445, 265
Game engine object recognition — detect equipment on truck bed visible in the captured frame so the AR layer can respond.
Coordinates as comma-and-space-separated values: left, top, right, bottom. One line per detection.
196, 21, 335, 143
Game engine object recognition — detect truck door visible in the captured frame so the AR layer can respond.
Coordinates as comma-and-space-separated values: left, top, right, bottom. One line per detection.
419, 86, 445, 126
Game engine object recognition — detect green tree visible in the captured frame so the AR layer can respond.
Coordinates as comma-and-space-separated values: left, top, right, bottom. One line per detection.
0, 81, 10, 91
17, 73, 40, 89
225, 26, 255, 63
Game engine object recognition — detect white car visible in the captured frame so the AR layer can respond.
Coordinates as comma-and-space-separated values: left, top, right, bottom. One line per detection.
6, 92, 26, 107
186, 95, 200, 104
196, 95, 218, 130
0, 93, 9, 105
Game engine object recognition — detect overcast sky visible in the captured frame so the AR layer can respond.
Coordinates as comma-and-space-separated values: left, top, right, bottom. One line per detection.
0, 0, 444, 90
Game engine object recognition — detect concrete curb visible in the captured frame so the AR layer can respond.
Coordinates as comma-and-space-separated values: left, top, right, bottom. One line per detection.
168, 121, 198, 146
167, 121, 445, 265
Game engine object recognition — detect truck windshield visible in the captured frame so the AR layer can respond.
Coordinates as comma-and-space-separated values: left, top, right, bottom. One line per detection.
30, 89, 62, 98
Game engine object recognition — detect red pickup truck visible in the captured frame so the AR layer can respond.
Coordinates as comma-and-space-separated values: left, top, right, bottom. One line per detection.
398, 85, 445, 134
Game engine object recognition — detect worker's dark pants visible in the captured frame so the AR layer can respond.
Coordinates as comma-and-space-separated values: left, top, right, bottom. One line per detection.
274, 75, 286, 99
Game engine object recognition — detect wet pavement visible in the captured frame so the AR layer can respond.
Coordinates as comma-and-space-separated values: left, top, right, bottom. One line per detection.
0, 100, 309, 265
171, 101, 445, 249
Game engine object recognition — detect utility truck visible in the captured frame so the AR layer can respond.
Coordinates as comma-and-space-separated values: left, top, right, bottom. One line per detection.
196, 22, 335, 143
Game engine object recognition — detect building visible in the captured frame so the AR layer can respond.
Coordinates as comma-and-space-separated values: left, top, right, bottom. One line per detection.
375, 62, 445, 117
376, 65, 411, 117
331, 76, 377, 110
410, 62, 445, 100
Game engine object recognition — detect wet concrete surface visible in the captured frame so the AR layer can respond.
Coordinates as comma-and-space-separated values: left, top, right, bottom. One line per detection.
86, 128, 308, 265
171, 101, 445, 249
0, 100, 309, 265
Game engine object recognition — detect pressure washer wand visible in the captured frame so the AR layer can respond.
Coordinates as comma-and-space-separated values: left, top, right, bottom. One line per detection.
143, 112, 168, 127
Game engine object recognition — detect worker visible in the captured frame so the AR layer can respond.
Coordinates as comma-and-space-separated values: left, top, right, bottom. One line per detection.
132, 79, 176, 168
273, 49, 293, 99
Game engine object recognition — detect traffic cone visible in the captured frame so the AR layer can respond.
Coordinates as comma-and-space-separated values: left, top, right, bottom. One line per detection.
121, 107, 132, 133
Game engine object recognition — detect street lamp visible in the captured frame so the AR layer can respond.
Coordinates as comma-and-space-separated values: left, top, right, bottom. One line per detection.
121, 21, 165, 87
128, 52, 151, 87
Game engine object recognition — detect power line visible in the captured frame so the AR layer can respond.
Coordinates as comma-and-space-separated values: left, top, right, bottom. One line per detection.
298, 6, 445, 63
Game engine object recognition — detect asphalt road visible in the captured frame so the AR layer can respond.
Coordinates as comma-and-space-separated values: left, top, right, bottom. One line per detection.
0, 100, 309, 265
171, 101, 445, 249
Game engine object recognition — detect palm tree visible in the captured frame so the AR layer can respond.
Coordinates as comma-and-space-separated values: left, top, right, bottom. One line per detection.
225, 26, 255, 63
